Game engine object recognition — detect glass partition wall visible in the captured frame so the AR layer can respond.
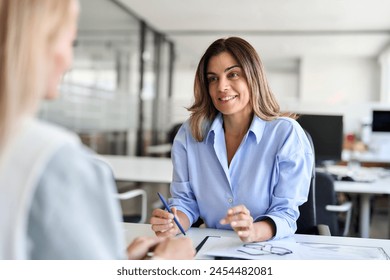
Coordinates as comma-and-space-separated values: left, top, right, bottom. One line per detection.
38, 0, 175, 156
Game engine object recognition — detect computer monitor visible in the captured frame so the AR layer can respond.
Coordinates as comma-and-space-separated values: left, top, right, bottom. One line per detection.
372, 110, 390, 133
296, 114, 344, 166
371, 110, 390, 152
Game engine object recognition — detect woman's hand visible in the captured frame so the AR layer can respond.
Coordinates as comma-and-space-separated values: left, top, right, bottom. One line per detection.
220, 205, 257, 242
126, 236, 195, 260
153, 237, 195, 260
126, 236, 162, 260
150, 207, 181, 237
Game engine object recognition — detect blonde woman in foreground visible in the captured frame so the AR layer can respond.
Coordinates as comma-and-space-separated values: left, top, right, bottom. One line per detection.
0, 0, 194, 260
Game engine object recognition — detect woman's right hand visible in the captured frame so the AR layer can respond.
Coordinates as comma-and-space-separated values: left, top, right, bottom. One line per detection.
153, 237, 195, 259
126, 236, 195, 260
150, 207, 180, 237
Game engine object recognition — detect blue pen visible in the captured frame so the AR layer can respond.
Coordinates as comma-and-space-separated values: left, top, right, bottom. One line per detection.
157, 192, 186, 235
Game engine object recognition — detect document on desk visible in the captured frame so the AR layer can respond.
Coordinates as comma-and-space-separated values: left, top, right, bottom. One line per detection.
202, 236, 299, 260
201, 236, 389, 260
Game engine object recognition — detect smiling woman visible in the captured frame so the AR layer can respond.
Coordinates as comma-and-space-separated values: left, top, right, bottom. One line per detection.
150, 37, 314, 243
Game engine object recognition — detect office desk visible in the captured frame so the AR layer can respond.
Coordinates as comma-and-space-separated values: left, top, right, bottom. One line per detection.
145, 144, 172, 156
334, 177, 390, 238
122, 223, 390, 260
342, 149, 390, 166
98, 155, 172, 183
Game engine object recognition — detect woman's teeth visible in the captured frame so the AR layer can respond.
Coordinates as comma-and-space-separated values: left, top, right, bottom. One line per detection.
219, 95, 237, 101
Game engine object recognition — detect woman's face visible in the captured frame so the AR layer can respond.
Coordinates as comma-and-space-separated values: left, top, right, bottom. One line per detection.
45, 0, 79, 99
206, 52, 252, 118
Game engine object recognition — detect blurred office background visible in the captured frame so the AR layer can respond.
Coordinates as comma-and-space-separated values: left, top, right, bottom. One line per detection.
38, 0, 390, 156
37, 0, 390, 237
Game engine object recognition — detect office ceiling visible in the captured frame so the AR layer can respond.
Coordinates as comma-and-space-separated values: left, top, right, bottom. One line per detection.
79, 0, 390, 68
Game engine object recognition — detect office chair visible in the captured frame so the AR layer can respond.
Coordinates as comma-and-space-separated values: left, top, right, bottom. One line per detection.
166, 123, 183, 157
296, 130, 352, 236
95, 155, 148, 223
168, 123, 183, 144
117, 188, 147, 224
296, 129, 337, 235
296, 130, 323, 235
315, 171, 352, 236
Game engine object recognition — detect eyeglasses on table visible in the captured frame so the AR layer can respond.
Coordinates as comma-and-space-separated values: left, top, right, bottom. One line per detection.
237, 243, 293, 256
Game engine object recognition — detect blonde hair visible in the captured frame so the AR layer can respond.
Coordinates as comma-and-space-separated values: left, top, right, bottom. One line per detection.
188, 37, 296, 142
0, 0, 75, 154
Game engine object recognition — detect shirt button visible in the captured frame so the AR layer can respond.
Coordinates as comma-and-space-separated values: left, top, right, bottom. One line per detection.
228, 198, 233, 203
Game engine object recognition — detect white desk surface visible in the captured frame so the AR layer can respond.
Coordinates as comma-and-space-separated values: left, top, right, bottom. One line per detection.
98, 155, 172, 183
145, 144, 172, 155
334, 176, 390, 195
342, 149, 390, 164
122, 223, 390, 260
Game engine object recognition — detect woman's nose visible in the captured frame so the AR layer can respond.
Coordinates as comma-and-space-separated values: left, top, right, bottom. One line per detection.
217, 77, 229, 92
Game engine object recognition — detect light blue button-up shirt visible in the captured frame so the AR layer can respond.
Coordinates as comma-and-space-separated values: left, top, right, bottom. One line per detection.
169, 113, 314, 239
27, 144, 126, 259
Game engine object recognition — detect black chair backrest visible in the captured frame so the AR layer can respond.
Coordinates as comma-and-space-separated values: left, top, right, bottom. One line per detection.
315, 171, 340, 235
168, 123, 183, 144
296, 129, 318, 234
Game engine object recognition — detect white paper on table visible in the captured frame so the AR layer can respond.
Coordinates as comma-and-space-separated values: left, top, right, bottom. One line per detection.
296, 242, 390, 260
203, 236, 390, 260
203, 236, 299, 260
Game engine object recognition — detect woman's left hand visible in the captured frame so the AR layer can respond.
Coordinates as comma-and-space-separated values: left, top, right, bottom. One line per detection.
220, 205, 257, 242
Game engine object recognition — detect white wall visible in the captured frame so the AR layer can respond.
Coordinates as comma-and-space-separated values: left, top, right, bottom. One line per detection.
300, 56, 380, 103
297, 56, 380, 134
171, 68, 195, 124
379, 46, 390, 103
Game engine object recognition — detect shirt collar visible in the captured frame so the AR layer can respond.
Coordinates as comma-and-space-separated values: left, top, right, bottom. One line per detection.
205, 113, 223, 143
248, 115, 266, 144
205, 113, 266, 144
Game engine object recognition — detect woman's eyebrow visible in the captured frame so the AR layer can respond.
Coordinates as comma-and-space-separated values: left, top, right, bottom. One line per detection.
206, 64, 241, 75
224, 65, 240, 72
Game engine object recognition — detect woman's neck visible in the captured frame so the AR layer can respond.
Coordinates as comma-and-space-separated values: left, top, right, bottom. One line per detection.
223, 111, 253, 137
223, 111, 254, 166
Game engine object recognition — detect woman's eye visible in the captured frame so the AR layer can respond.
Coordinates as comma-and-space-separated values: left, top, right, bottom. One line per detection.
228, 72, 239, 79
207, 76, 218, 83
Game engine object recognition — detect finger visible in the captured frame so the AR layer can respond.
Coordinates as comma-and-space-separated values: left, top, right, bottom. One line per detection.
151, 222, 174, 233
231, 219, 253, 229
127, 236, 162, 259
152, 208, 174, 219
155, 227, 177, 238
150, 216, 173, 226
171, 207, 178, 217
221, 212, 252, 225
227, 205, 250, 216
229, 213, 252, 221
132, 236, 160, 246
219, 217, 228, 225
237, 230, 252, 242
